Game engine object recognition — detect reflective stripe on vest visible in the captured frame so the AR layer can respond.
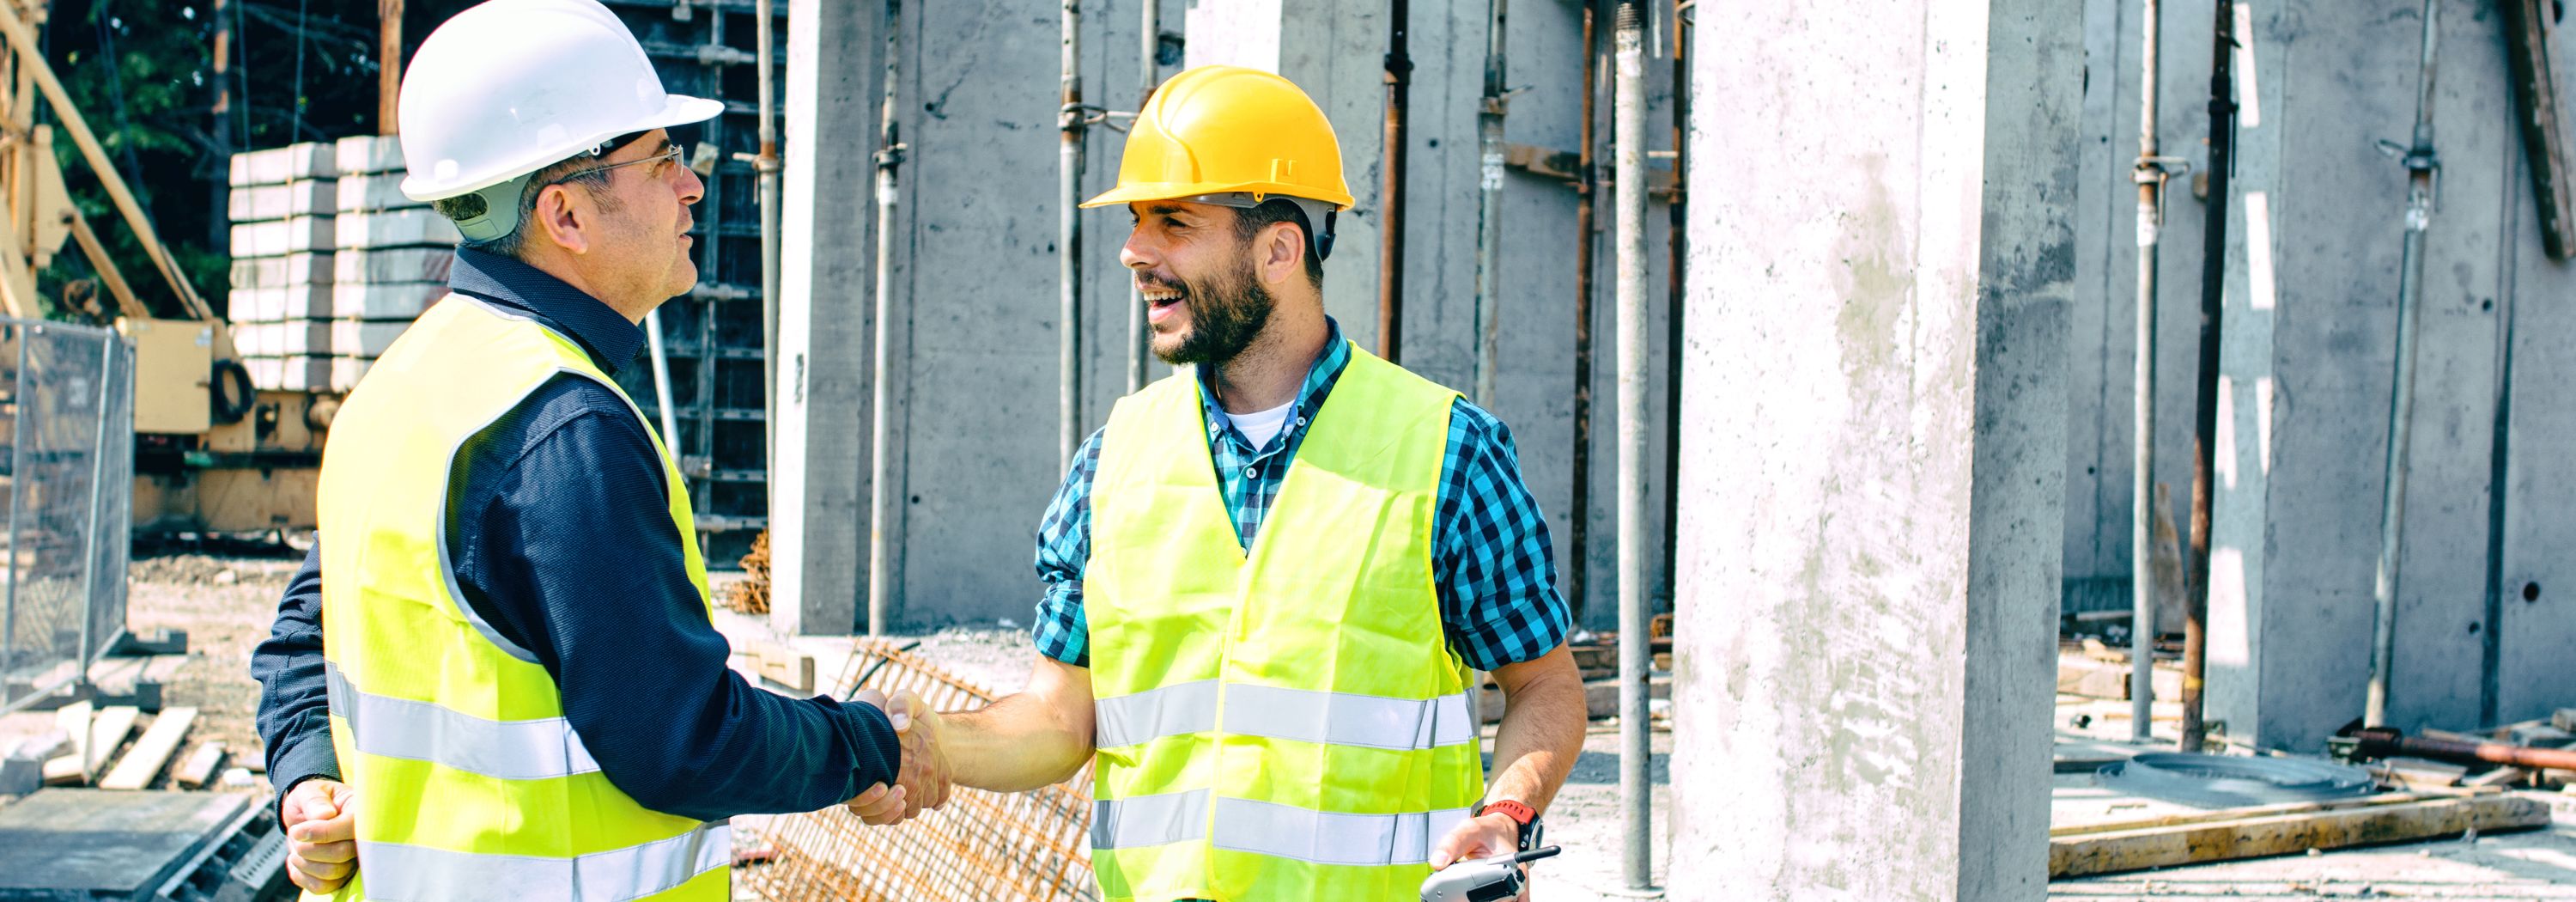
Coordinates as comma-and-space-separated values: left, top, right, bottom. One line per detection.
1092, 792, 1473, 868
1084, 344, 1484, 901
325, 662, 601, 781
353, 823, 732, 902
1094, 680, 1476, 752
318, 296, 722, 901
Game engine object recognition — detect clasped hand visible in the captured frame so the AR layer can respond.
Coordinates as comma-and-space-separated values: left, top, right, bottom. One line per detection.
843, 689, 951, 825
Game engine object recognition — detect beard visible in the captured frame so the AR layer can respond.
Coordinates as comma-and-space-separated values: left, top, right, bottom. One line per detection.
1149, 252, 1275, 366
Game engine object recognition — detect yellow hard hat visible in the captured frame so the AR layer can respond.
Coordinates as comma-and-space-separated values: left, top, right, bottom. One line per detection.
1081, 65, 1357, 211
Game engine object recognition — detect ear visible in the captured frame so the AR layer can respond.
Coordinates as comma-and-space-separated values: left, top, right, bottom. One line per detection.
532, 183, 593, 256
1257, 222, 1303, 286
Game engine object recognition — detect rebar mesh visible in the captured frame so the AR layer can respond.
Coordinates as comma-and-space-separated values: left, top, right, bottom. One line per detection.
740, 639, 1097, 902
0, 319, 132, 712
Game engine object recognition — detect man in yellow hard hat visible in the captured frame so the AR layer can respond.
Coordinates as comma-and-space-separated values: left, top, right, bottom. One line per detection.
246, 1, 942, 898
902, 65, 1588, 901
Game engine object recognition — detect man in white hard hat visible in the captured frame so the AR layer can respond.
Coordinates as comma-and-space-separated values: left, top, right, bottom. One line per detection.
246, 1, 940, 897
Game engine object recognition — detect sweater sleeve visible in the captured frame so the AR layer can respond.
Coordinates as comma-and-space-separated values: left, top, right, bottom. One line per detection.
454, 380, 900, 820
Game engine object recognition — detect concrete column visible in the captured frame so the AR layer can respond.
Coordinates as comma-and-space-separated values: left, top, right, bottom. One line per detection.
1668, 1, 2077, 898
1183, 0, 1393, 353
770, 0, 880, 636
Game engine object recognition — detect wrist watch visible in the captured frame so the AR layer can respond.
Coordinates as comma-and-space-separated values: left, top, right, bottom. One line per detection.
1477, 799, 1542, 852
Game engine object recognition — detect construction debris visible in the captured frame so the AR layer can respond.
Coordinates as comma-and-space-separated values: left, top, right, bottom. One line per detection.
741, 639, 1094, 902
726, 530, 774, 615
100, 707, 197, 791
2050, 789, 2550, 878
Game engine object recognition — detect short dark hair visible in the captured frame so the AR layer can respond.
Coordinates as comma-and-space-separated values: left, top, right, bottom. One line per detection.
1230, 199, 1325, 289
432, 155, 619, 259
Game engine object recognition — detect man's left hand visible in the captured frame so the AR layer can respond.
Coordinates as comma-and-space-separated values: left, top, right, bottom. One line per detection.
1430, 812, 1530, 901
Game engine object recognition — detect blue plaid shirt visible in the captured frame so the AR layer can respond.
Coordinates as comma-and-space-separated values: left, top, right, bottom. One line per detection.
1032, 320, 1571, 672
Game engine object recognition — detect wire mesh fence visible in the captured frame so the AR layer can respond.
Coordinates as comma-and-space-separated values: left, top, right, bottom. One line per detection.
739, 639, 1098, 902
0, 319, 133, 714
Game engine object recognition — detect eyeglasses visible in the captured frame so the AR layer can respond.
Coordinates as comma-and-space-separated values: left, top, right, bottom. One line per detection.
544, 143, 685, 186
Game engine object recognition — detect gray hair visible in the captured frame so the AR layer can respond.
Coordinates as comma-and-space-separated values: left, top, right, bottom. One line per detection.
431, 156, 621, 259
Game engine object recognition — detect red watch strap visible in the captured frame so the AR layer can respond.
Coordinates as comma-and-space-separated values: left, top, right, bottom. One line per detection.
1479, 799, 1537, 826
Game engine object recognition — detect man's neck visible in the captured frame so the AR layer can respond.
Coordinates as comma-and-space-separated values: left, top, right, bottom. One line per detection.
1206, 302, 1329, 415
520, 250, 653, 325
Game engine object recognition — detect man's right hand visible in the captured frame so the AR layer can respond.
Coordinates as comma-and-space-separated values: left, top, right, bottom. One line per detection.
281, 777, 357, 894
842, 689, 951, 825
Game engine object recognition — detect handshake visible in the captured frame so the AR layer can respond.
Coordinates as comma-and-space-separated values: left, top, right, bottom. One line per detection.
842, 689, 952, 825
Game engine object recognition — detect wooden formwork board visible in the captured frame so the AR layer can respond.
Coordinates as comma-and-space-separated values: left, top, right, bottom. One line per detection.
741, 640, 1097, 902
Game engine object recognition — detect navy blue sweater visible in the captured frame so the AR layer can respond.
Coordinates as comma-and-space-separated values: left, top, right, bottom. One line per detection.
249, 249, 898, 821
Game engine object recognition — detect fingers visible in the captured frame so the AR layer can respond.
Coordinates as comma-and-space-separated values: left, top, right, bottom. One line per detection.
286, 851, 353, 894
1429, 814, 1509, 870
849, 688, 887, 711
883, 689, 930, 732
844, 782, 909, 826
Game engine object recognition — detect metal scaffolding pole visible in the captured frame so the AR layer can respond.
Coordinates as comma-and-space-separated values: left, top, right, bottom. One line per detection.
1059, 0, 1086, 470
1613, 0, 1653, 891
869, 0, 906, 637
2179, 0, 2237, 755
2129, 0, 2168, 745
1127, 0, 1159, 394
2366, 0, 2443, 729
756, 0, 781, 515
1470, 0, 1507, 407
1569, 0, 1601, 626
1380, 0, 1411, 363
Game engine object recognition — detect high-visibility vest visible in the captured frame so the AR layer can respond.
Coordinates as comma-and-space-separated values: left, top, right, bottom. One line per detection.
1084, 344, 1485, 901
313, 296, 728, 901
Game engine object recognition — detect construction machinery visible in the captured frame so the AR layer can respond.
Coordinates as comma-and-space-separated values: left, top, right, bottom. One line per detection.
0, 0, 327, 539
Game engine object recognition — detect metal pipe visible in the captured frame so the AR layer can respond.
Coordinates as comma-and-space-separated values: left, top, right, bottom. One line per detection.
1380, 0, 1411, 364
72, 331, 113, 680
1660, 0, 1688, 613
869, 0, 905, 637
646, 309, 681, 452
2180, 0, 2238, 755
1468, 0, 1506, 407
210, 0, 233, 255
1060, 0, 1085, 470
1127, 0, 1158, 394
1568, 0, 1601, 627
756, 0, 781, 515
2366, 0, 2442, 729
2129, 0, 2166, 746
3, 327, 28, 679
1612, 0, 1652, 890
2348, 727, 2576, 773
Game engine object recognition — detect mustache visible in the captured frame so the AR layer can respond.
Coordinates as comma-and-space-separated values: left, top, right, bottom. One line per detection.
1134, 272, 1186, 295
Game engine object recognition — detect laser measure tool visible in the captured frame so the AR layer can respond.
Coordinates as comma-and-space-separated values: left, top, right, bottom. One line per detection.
1419, 846, 1561, 902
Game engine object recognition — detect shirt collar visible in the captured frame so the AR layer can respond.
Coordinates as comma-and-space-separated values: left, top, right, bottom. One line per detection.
1197, 317, 1353, 433
447, 247, 647, 375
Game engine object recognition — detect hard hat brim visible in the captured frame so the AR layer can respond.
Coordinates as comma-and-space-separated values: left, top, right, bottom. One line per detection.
1081, 180, 1356, 212
401, 93, 727, 202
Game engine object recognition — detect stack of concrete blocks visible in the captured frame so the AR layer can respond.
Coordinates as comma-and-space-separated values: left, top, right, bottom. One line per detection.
226, 136, 459, 393
226, 143, 336, 392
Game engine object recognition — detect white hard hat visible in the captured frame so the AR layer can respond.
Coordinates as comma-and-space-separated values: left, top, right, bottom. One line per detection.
397, 0, 721, 241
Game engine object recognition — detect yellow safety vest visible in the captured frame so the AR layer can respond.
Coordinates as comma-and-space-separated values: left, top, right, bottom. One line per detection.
1085, 344, 1485, 902
313, 296, 727, 901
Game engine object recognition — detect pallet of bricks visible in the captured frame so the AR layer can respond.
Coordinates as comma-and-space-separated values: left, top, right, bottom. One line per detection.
228, 136, 459, 393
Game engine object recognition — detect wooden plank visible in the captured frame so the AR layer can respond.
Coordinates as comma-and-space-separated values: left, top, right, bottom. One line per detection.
99, 707, 196, 790
54, 701, 91, 776
82, 706, 140, 778
753, 643, 816, 693
173, 741, 227, 789
2050, 793, 2550, 879
2500, 0, 2575, 259
2050, 790, 2462, 838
